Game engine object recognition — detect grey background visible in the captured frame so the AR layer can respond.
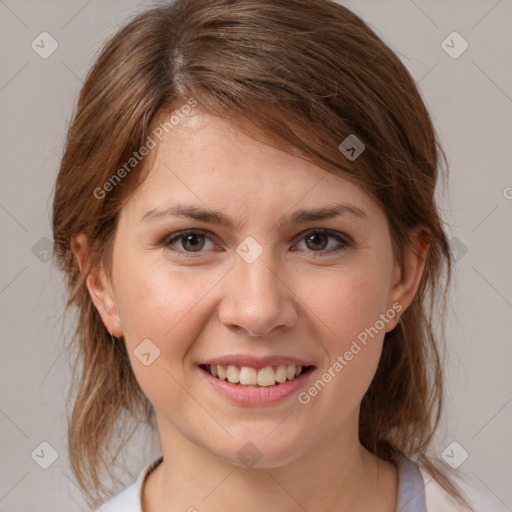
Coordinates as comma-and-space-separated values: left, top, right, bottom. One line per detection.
1, 1, 511, 510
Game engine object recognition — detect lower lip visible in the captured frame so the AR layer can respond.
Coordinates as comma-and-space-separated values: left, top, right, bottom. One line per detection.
198, 366, 315, 406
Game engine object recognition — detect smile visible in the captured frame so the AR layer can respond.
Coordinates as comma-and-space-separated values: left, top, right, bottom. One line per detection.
200, 363, 315, 387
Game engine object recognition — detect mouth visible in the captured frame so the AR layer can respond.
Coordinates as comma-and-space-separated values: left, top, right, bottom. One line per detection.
199, 363, 316, 387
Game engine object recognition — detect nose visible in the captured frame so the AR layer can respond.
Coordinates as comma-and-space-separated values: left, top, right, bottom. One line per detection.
218, 249, 298, 338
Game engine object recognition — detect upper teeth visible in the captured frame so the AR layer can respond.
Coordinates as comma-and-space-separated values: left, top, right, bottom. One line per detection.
209, 364, 304, 386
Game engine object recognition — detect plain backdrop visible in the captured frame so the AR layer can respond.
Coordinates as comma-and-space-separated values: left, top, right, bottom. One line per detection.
1, 1, 511, 510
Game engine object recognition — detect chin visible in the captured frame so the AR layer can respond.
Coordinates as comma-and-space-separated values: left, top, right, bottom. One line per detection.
208, 429, 308, 470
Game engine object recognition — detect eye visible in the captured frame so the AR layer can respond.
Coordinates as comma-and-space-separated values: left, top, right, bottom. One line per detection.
166, 230, 216, 254
163, 228, 350, 257
293, 229, 349, 254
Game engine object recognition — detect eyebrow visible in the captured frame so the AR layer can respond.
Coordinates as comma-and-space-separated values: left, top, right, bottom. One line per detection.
140, 203, 369, 228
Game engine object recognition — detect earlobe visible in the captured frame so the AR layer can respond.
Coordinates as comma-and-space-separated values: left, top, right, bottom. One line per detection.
386, 227, 431, 331
71, 233, 124, 337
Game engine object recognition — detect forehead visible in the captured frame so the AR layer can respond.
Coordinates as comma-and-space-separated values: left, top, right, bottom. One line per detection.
120, 112, 383, 225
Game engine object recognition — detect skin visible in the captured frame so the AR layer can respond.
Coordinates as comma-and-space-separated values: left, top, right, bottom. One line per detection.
73, 112, 428, 512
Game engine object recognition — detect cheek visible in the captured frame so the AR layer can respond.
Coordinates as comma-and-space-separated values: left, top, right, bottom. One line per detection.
114, 262, 216, 412
114, 258, 213, 359
300, 265, 391, 347
295, 267, 390, 411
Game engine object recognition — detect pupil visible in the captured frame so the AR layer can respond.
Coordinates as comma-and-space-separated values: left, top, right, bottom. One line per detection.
306, 233, 327, 251
183, 234, 204, 251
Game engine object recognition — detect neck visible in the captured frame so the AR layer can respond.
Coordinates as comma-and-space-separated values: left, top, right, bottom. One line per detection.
143, 415, 398, 512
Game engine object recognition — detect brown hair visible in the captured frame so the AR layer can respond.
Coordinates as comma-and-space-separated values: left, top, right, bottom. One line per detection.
52, 0, 471, 509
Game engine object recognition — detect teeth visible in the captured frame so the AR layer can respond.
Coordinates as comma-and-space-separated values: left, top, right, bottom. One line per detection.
207, 364, 307, 386
257, 366, 275, 386
239, 366, 257, 385
275, 365, 287, 383
226, 364, 240, 383
217, 365, 226, 380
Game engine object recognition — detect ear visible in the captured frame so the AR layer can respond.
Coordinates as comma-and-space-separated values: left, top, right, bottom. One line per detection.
71, 233, 124, 337
385, 226, 431, 332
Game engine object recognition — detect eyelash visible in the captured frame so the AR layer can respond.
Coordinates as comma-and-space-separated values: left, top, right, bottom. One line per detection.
162, 229, 351, 258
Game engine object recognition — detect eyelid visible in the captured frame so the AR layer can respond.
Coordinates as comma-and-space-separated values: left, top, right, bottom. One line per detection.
164, 229, 218, 252
293, 228, 352, 247
163, 227, 351, 256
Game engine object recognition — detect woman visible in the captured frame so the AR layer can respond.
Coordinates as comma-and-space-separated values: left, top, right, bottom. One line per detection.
52, 1, 503, 510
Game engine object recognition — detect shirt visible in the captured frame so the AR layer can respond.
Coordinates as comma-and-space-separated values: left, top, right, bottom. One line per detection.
96, 454, 509, 511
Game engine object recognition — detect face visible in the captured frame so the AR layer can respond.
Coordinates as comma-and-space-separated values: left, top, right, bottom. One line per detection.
82, 111, 424, 469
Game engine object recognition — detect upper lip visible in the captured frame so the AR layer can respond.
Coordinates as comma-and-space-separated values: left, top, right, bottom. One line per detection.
201, 354, 314, 369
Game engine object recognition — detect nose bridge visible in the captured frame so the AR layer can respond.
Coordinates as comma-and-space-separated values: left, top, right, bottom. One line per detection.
218, 242, 297, 336
238, 250, 279, 302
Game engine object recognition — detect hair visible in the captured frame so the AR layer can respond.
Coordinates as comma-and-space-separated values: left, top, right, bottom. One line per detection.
51, 0, 472, 509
